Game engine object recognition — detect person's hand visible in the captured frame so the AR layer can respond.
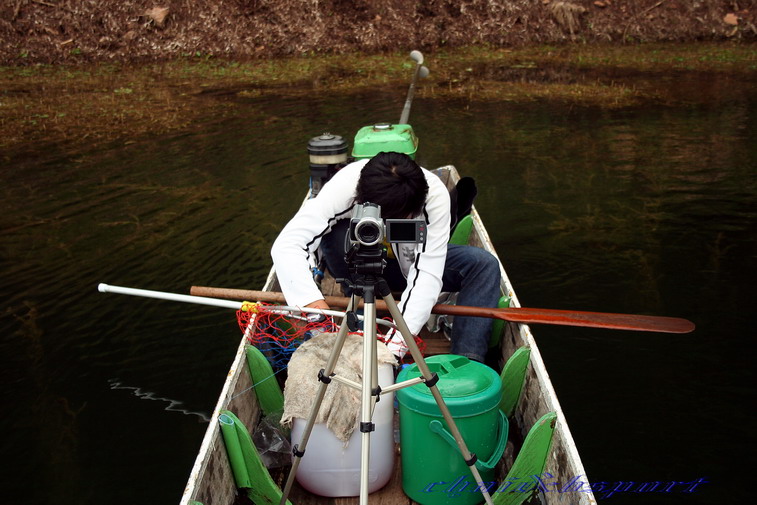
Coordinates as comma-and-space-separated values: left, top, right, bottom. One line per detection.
305, 299, 330, 310
385, 329, 409, 361
303, 299, 335, 338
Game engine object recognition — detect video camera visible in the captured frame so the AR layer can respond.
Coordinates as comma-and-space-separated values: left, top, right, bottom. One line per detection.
348, 203, 426, 248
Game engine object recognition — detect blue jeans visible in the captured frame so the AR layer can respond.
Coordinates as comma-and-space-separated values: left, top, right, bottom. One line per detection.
441, 244, 501, 363
320, 221, 501, 362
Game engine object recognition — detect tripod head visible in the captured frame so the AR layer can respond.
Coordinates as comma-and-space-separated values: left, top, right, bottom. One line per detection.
340, 242, 387, 307
345, 240, 386, 276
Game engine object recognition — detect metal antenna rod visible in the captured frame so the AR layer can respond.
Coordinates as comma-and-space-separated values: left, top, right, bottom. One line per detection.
399, 50, 430, 125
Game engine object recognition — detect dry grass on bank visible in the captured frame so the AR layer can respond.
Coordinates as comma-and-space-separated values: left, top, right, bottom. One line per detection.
2, 0, 754, 65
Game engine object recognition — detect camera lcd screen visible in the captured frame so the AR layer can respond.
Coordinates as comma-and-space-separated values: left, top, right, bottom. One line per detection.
386, 219, 426, 244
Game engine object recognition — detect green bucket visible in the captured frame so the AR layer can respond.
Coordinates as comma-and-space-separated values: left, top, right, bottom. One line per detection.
396, 355, 508, 505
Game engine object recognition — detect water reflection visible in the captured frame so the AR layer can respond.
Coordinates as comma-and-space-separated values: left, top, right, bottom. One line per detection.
1, 70, 755, 504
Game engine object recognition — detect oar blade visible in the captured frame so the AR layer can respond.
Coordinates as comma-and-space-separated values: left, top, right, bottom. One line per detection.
494, 307, 696, 334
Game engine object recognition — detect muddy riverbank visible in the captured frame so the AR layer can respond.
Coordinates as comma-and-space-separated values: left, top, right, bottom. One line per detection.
2, 43, 755, 159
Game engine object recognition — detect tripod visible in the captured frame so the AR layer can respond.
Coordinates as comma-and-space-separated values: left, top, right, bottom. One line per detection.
279, 255, 495, 505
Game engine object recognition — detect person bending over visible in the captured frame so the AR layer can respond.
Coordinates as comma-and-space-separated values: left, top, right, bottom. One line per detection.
271, 151, 501, 362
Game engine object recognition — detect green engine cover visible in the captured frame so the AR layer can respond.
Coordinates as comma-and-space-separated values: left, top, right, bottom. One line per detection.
352, 123, 418, 159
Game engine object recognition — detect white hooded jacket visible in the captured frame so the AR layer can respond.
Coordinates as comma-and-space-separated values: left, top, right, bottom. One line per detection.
271, 158, 451, 353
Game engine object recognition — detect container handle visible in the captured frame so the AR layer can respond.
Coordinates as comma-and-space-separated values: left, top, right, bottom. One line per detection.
428, 410, 508, 471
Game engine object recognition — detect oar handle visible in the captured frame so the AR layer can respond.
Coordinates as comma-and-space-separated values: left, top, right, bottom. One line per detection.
188, 285, 377, 310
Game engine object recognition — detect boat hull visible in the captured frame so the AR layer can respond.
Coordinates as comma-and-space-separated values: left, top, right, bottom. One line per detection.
181, 166, 596, 505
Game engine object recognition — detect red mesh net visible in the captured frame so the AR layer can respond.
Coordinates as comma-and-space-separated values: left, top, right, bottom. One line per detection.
236, 302, 425, 370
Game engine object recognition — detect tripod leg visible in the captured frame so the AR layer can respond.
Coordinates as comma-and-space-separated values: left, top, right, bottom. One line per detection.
278, 298, 356, 505
380, 288, 496, 505
359, 287, 380, 504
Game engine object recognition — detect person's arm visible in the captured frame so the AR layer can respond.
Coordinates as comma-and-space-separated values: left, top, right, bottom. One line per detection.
386, 173, 450, 355
270, 161, 366, 309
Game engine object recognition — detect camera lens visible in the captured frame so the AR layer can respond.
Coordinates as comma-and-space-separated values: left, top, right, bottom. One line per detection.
355, 221, 382, 246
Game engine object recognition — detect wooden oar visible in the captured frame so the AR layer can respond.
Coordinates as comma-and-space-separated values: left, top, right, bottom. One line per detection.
190, 286, 695, 334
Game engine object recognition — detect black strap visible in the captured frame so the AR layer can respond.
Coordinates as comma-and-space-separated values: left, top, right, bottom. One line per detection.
360, 421, 375, 433
424, 372, 439, 388
317, 369, 332, 384
292, 444, 305, 458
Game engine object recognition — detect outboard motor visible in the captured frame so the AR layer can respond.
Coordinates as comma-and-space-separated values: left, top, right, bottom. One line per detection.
307, 51, 428, 196
307, 133, 349, 197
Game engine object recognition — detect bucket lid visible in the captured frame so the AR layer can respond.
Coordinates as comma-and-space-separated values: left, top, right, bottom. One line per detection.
396, 355, 501, 417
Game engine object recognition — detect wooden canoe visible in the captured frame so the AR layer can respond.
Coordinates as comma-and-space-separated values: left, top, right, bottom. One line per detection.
179, 165, 597, 505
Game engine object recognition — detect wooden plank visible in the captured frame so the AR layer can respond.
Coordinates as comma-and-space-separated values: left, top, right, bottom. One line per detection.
418, 327, 451, 356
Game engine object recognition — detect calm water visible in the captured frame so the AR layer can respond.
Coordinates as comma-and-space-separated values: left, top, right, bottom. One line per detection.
1, 68, 755, 504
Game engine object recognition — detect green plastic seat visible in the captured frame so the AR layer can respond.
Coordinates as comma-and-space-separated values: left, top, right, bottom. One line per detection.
449, 214, 474, 245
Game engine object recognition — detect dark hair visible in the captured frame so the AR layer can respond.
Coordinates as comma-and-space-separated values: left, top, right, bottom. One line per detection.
356, 152, 429, 219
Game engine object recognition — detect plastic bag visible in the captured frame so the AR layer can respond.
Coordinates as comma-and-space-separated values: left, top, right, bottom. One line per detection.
252, 410, 292, 469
